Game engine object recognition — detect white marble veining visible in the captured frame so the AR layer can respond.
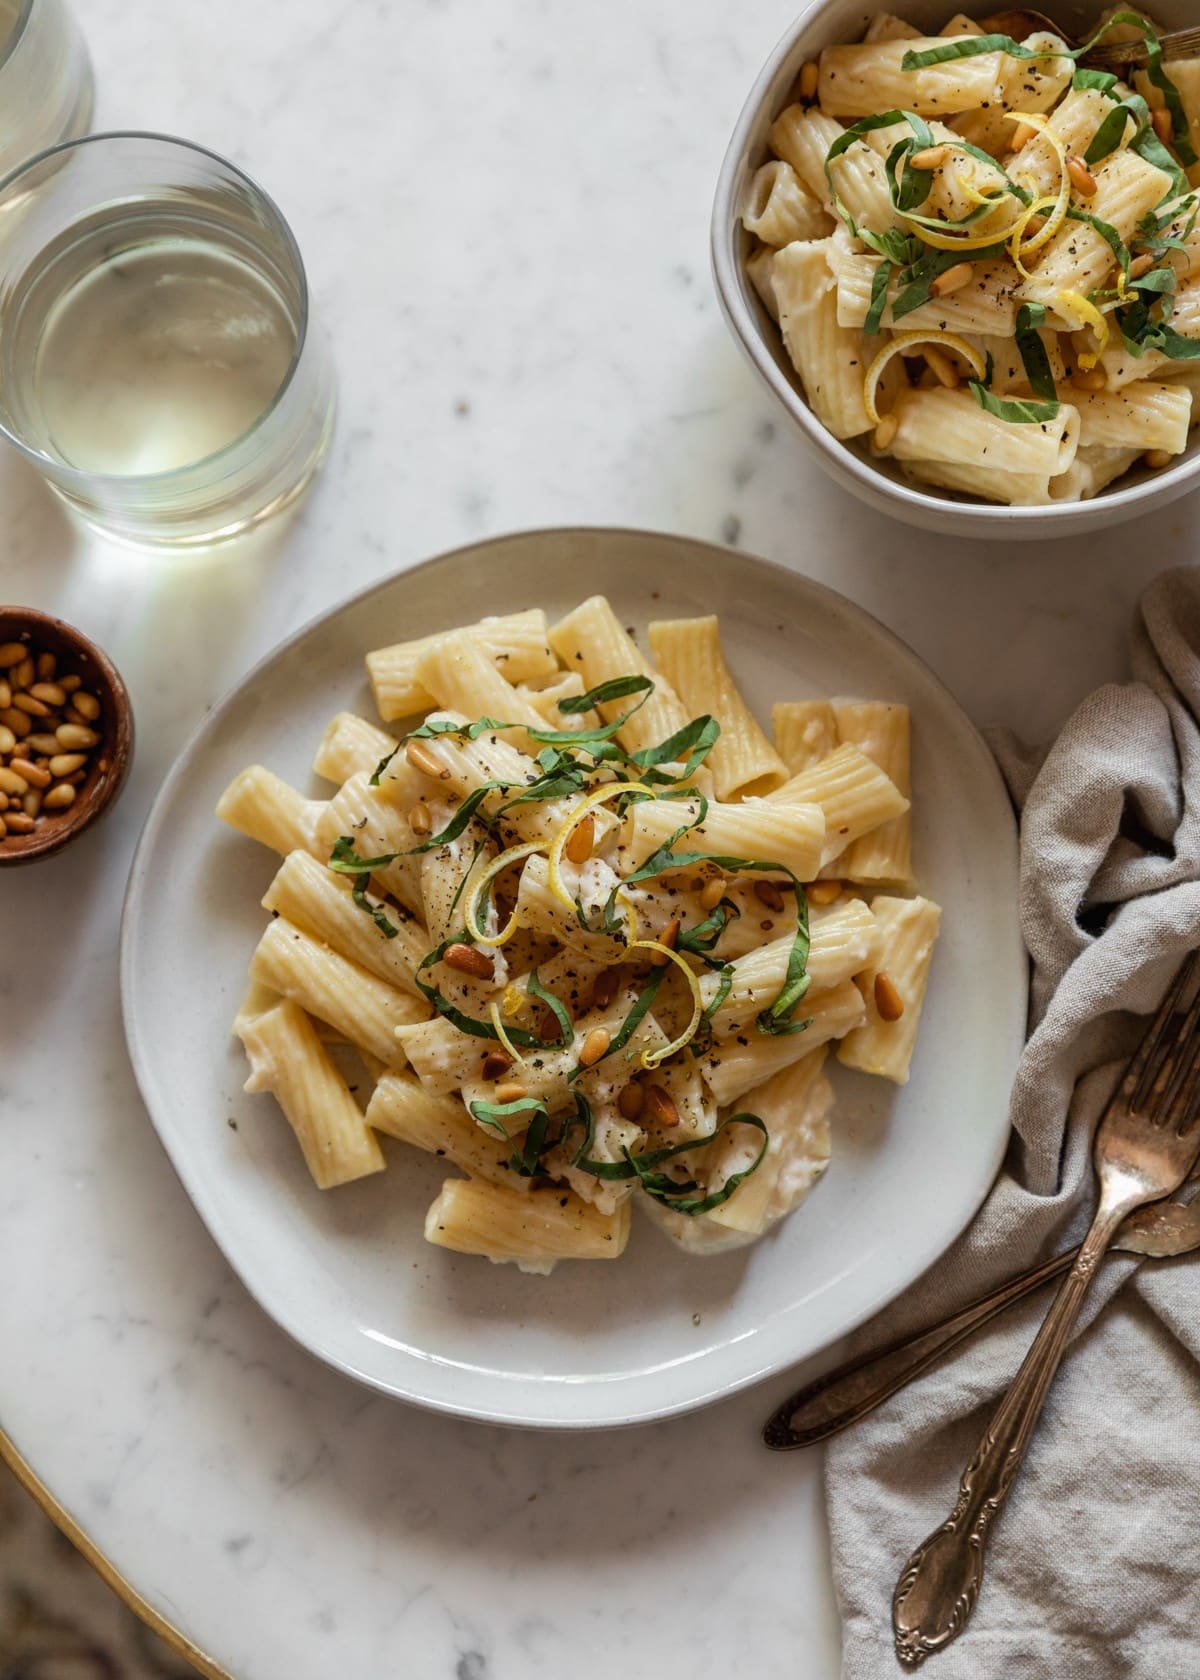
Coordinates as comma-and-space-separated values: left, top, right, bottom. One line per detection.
1, 1, 1197, 1675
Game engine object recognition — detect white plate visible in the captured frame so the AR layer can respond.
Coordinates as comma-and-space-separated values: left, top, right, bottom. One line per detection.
121, 528, 1024, 1429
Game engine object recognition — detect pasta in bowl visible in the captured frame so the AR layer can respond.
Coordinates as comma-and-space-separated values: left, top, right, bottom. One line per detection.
217, 600, 941, 1276
713, 0, 1200, 533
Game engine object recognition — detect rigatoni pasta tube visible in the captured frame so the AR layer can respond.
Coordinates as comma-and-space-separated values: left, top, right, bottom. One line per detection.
742, 160, 832, 247
698, 979, 866, 1107
837, 895, 942, 1085
262, 849, 428, 997
364, 1073, 532, 1191
620, 793, 825, 883
900, 457, 1052, 506
237, 1000, 385, 1189
770, 240, 881, 441
314, 771, 426, 913
366, 609, 556, 722
312, 712, 399, 785
216, 766, 327, 858
548, 595, 692, 759
249, 917, 425, 1070
1073, 383, 1192, 456
1019, 150, 1174, 328
768, 742, 908, 866
767, 105, 844, 211
647, 615, 788, 798
889, 388, 1080, 477
835, 255, 1018, 337
834, 701, 912, 888
817, 36, 1006, 118
412, 628, 546, 748
424, 1179, 631, 1268
705, 1050, 833, 1235
772, 701, 837, 773
697, 899, 875, 1039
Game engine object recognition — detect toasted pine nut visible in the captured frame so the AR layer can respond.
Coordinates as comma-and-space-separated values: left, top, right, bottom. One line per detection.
699, 874, 726, 911
74, 691, 101, 720
22, 789, 42, 818
0, 681, 9, 708
0, 815, 6, 836
593, 967, 621, 1009
9, 757, 50, 789
1010, 120, 1038, 151
495, 1081, 527, 1104
1065, 154, 1098, 198
798, 59, 819, 100
0, 708, 30, 738
929, 261, 974, 298
13, 693, 50, 717
406, 738, 451, 779
11, 657, 33, 689
0, 766, 28, 795
409, 800, 432, 837
29, 681, 65, 706
1152, 107, 1173, 145
578, 1026, 611, 1067
0, 642, 26, 668
24, 733, 59, 755
55, 723, 99, 750
618, 1082, 645, 1122
0, 725, 14, 755
443, 941, 495, 979
0, 793, 7, 811
35, 652, 55, 680
644, 1084, 681, 1127
874, 971, 905, 1022
4, 810, 34, 834
923, 346, 960, 390
481, 1049, 514, 1080
1144, 448, 1173, 470
651, 917, 681, 962
754, 879, 786, 912
1129, 252, 1158, 281
909, 144, 949, 171
564, 812, 596, 865
1072, 367, 1106, 392
807, 879, 843, 906
873, 413, 900, 452
59, 674, 81, 695
48, 752, 86, 777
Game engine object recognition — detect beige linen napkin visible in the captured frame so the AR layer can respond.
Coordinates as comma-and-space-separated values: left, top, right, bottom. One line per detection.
825, 567, 1200, 1679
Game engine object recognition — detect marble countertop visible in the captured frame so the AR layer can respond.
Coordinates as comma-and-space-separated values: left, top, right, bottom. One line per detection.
3, 1, 1198, 1675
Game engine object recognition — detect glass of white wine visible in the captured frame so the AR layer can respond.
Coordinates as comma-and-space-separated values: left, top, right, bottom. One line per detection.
0, 0, 92, 181
0, 132, 335, 547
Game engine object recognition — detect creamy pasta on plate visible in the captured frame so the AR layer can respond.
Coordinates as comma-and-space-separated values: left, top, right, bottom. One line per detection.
217, 602, 941, 1274
744, 7, 1200, 505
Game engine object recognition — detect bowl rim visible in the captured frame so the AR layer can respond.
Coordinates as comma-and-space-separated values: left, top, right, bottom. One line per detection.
709, 0, 1200, 533
0, 606, 134, 864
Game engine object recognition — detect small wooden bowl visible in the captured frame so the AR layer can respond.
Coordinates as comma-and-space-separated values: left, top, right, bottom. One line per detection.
0, 608, 134, 865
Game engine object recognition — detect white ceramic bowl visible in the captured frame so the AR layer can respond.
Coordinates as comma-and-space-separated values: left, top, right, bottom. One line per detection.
711, 0, 1200, 541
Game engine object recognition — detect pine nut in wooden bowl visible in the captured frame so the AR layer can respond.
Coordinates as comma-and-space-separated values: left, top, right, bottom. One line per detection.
0, 608, 134, 865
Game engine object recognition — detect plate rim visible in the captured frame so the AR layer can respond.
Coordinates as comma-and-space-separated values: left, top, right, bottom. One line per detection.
120, 524, 1025, 1429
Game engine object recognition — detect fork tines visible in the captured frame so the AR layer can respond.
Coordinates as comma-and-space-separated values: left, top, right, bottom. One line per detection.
1124, 954, 1200, 1133
1085, 25, 1200, 68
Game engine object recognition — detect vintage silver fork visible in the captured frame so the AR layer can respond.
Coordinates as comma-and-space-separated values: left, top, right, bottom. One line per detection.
892, 954, 1200, 1667
983, 11, 1200, 66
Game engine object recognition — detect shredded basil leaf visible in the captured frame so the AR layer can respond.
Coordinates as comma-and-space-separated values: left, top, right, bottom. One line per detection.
526, 968, 573, 1050
969, 382, 1061, 424
865, 257, 894, 335
579, 1114, 770, 1216
468, 1095, 547, 1142
1073, 67, 1119, 94
559, 674, 653, 713
1085, 94, 1146, 166
1014, 302, 1057, 401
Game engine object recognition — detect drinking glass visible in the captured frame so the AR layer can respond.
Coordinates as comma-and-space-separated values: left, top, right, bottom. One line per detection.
0, 0, 92, 181
0, 133, 335, 547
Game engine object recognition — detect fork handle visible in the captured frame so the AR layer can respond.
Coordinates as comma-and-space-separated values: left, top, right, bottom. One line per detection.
763, 1246, 1077, 1450
891, 1200, 1128, 1667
